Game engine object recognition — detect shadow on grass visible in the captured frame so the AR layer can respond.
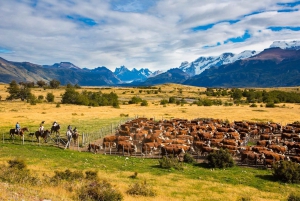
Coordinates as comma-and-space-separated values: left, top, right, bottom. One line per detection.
194, 162, 210, 168
255, 174, 277, 182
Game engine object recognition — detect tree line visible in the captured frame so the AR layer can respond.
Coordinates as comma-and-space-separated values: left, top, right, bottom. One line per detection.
5, 80, 119, 108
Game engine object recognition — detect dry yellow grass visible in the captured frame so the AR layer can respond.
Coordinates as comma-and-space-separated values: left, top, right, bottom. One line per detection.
1, 83, 300, 200
0, 83, 300, 132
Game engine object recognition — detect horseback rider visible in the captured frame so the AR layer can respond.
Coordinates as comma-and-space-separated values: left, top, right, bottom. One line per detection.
15, 122, 21, 134
67, 125, 72, 133
53, 121, 58, 127
39, 123, 44, 135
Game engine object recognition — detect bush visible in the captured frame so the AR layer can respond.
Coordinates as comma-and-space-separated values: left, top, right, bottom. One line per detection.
85, 170, 99, 181
8, 159, 26, 170
183, 153, 195, 164
287, 193, 300, 201
126, 181, 156, 197
160, 99, 168, 105
272, 161, 300, 183
249, 103, 257, 107
52, 169, 84, 182
207, 149, 235, 168
266, 102, 275, 108
78, 180, 123, 201
140, 100, 148, 106
46, 92, 55, 102
158, 156, 183, 170
0, 159, 39, 185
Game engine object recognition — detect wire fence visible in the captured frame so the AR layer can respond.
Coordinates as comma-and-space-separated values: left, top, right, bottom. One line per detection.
1, 118, 133, 151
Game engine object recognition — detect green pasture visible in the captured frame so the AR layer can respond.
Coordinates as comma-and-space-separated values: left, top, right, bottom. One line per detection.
0, 143, 299, 200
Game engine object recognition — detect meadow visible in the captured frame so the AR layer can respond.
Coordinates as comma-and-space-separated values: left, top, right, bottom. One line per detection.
0, 83, 300, 200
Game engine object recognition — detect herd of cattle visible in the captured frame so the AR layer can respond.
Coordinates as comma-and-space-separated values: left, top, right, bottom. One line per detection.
88, 117, 300, 167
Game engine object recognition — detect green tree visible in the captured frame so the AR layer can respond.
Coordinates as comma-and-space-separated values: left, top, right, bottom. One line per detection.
49, 79, 60, 89
36, 80, 46, 88
46, 93, 55, 102
6, 80, 20, 100
207, 149, 235, 168
6, 80, 32, 101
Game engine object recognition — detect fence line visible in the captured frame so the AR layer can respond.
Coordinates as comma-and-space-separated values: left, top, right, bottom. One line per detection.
0, 117, 133, 151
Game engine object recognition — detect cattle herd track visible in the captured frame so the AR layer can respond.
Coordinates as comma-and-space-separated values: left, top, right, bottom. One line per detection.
87, 117, 300, 168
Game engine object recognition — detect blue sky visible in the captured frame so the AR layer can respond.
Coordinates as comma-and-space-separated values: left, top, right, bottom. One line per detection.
0, 0, 300, 71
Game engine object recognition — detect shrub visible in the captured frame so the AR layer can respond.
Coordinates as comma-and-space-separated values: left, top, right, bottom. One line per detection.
287, 193, 300, 201
0, 159, 39, 185
266, 102, 275, 108
207, 149, 235, 168
160, 99, 168, 105
183, 153, 195, 164
52, 169, 84, 182
141, 100, 148, 106
272, 161, 300, 183
56, 103, 61, 108
78, 180, 123, 201
158, 156, 183, 170
249, 103, 257, 107
127, 181, 156, 197
8, 159, 26, 170
85, 170, 99, 181
46, 92, 55, 102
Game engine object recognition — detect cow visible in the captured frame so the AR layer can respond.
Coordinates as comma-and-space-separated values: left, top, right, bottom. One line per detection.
240, 151, 260, 165
88, 143, 102, 153
142, 142, 161, 154
117, 141, 137, 156
161, 145, 186, 156
267, 145, 287, 154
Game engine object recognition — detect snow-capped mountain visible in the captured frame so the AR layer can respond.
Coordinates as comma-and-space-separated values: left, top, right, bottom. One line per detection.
179, 50, 258, 76
114, 65, 153, 83
270, 40, 300, 50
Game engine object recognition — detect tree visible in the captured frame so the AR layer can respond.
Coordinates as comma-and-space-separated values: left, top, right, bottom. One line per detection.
207, 149, 235, 168
49, 79, 60, 89
36, 80, 46, 88
6, 80, 20, 100
46, 93, 55, 102
273, 161, 300, 183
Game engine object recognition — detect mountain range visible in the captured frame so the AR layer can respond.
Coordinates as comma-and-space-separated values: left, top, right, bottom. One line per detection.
0, 40, 299, 87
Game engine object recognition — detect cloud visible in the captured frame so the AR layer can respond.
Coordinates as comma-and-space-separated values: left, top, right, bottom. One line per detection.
0, 0, 300, 72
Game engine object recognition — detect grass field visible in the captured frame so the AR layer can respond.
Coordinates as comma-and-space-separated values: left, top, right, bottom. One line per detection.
0, 83, 300, 200
0, 143, 299, 201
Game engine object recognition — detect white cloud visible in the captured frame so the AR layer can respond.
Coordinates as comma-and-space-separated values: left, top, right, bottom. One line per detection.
0, 0, 299, 72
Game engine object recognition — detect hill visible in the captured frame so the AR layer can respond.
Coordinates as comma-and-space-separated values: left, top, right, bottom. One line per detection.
0, 57, 121, 85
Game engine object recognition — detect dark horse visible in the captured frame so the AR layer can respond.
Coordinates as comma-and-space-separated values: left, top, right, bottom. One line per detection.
51, 124, 60, 135
9, 127, 29, 138
35, 129, 51, 143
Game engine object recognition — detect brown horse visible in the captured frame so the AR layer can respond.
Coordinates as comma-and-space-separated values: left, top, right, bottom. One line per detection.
72, 132, 79, 145
35, 129, 51, 143
51, 124, 60, 135
9, 127, 29, 138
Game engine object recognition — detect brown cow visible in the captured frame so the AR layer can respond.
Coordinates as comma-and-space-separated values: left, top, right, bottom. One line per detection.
117, 141, 137, 156
240, 151, 260, 164
88, 143, 101, 153
142, 142, 160, 154
161, 145, 185, 156
267, 145, 287, 154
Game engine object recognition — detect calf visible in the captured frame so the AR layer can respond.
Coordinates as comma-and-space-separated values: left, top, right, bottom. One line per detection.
88, 143, 102, 153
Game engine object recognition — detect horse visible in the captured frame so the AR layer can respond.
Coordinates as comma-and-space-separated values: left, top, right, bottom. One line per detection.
9, 127, 29, 138
51, 124, 60, 135
35, 129, 51, 143
72, 131, 79, 145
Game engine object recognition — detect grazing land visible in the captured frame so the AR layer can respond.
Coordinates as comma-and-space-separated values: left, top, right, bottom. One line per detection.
0, 83, 300, 200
